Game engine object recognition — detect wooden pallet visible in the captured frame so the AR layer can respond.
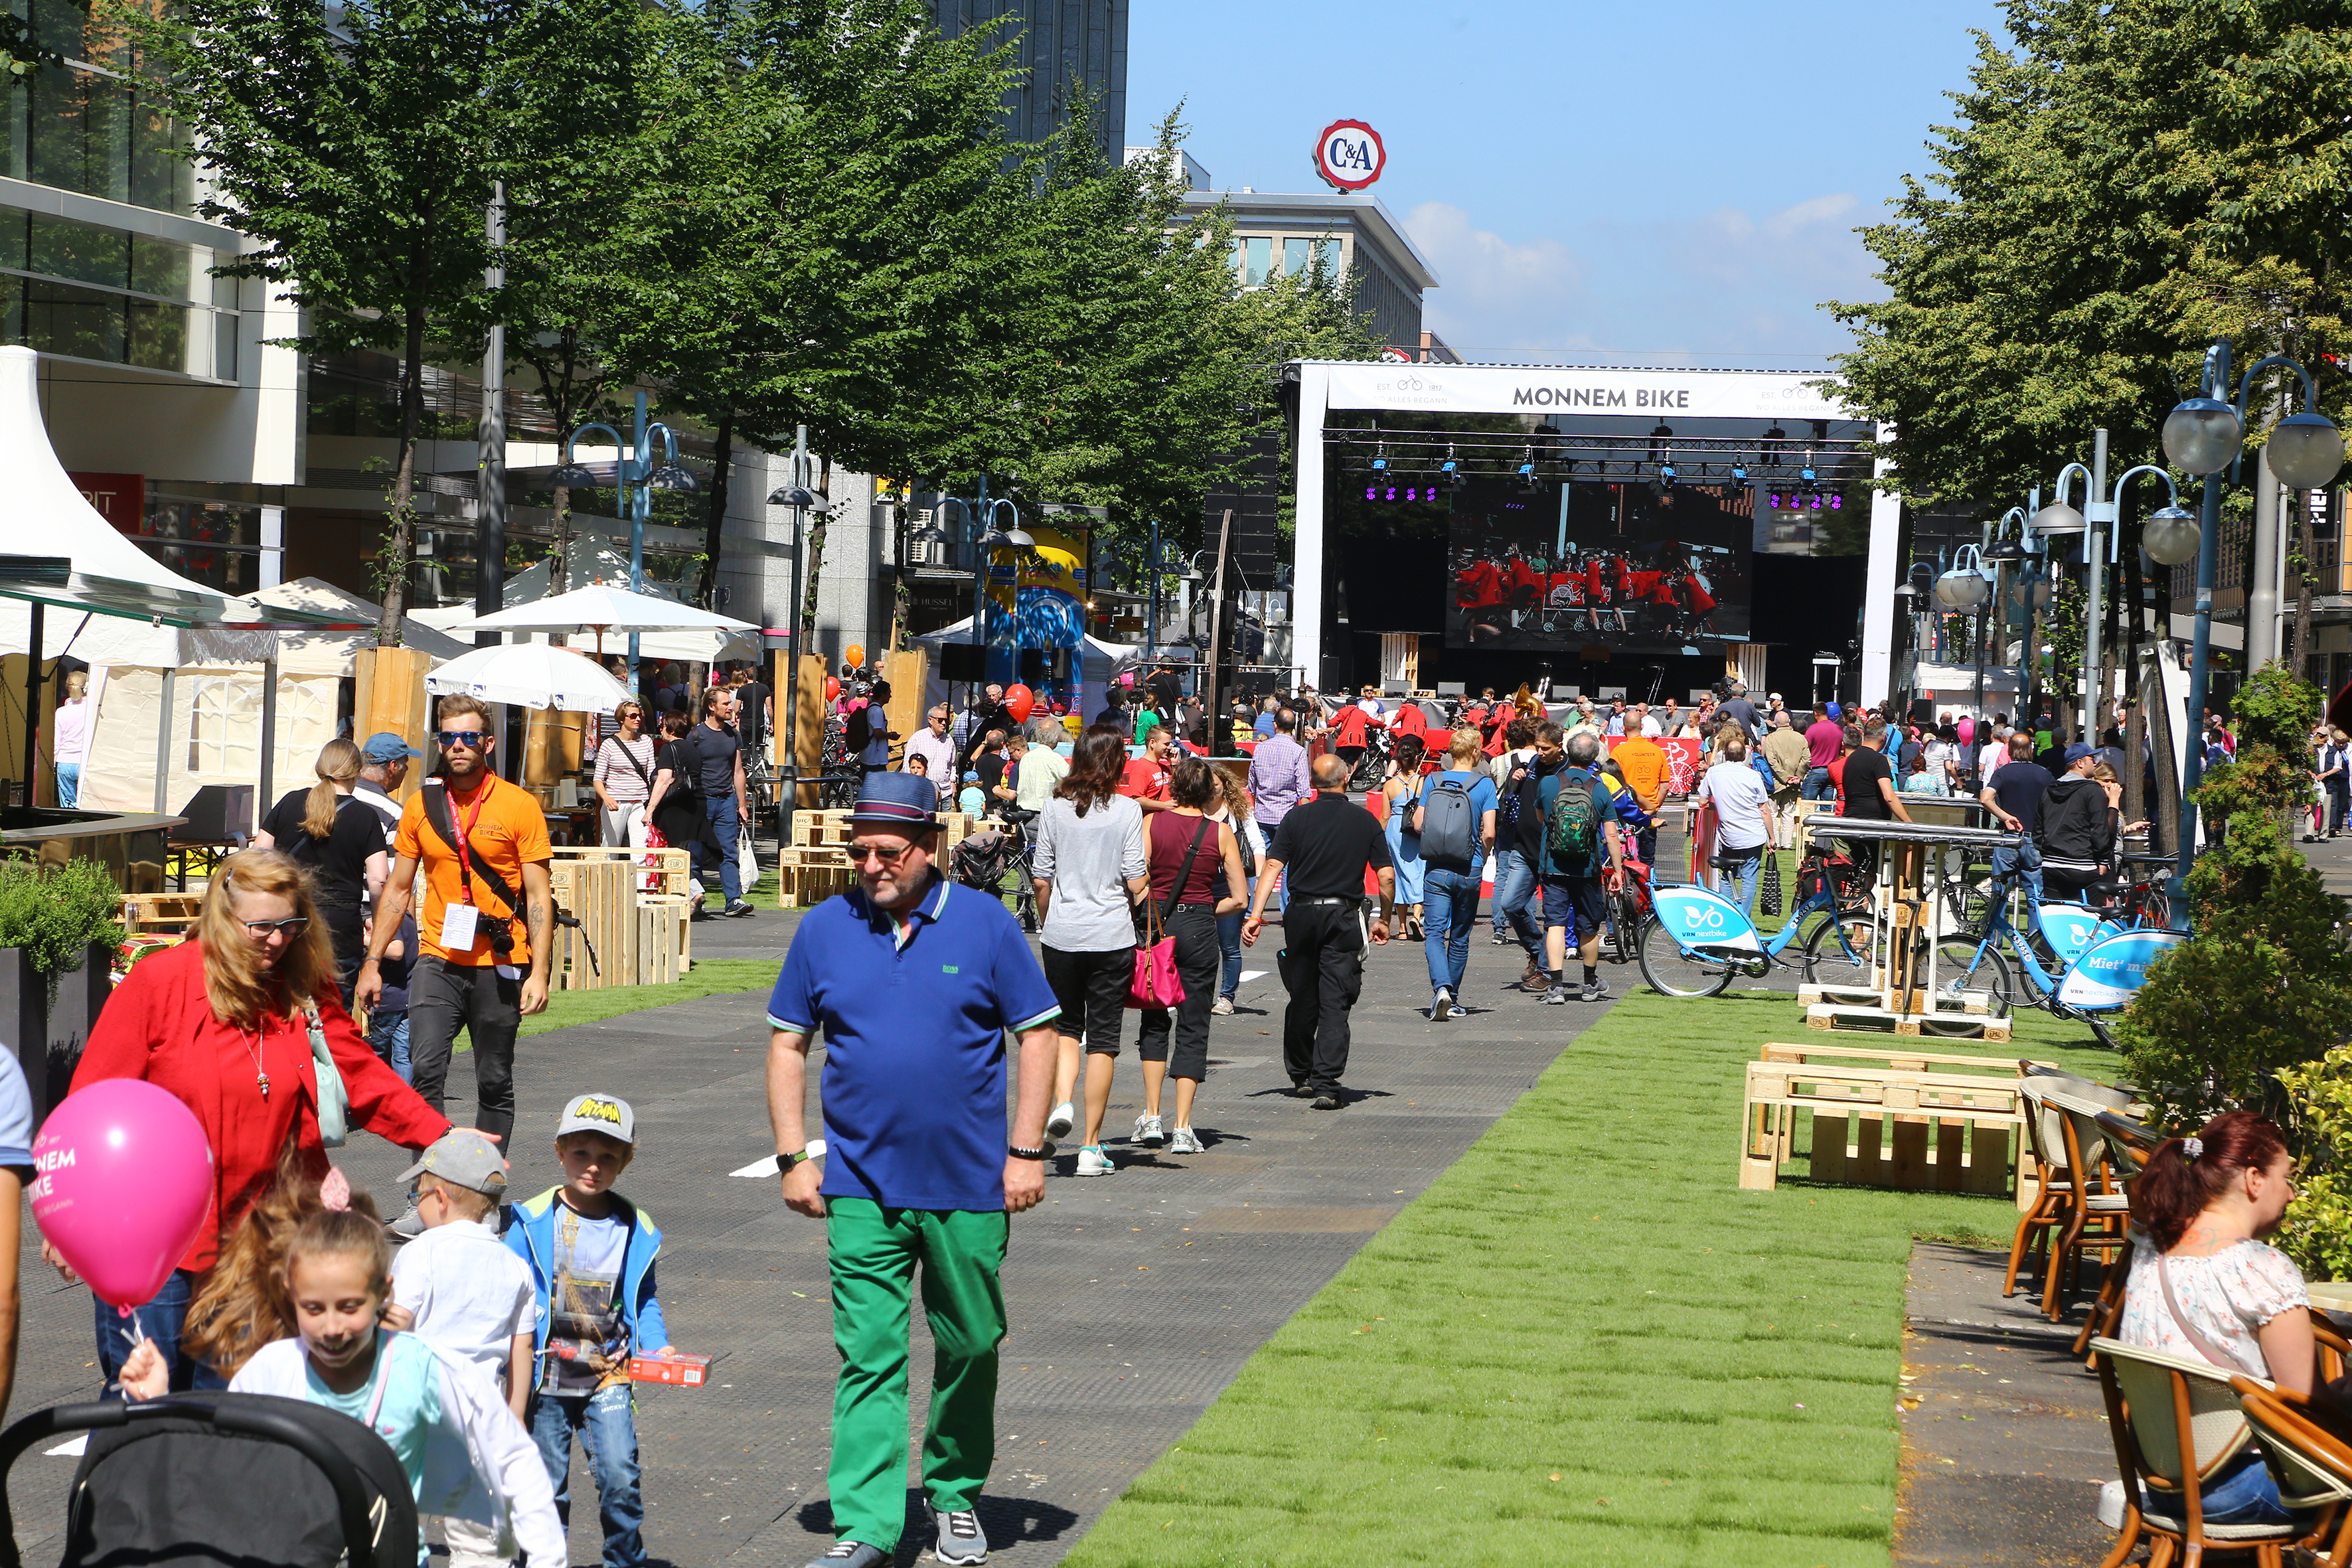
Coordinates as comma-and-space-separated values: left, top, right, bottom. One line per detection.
551, 844, 692, 898
1794, 982, 1883, 1008
789, 809, 973, 853
121, 892, 202, 937
550, 858, 637, 992
637, 896, 691, 983
1804, 1002, 2011, 1041
1741, 1056, 2024, 1194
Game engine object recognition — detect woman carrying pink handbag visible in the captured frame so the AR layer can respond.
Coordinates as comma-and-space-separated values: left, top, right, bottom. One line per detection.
1128, 756, 1248, 1160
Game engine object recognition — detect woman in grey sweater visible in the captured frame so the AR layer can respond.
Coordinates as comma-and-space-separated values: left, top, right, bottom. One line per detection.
1032, 725, 1148, 1176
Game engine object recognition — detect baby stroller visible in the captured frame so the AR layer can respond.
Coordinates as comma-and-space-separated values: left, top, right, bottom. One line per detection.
951, 803, 1039, 931
0, 1391, 418, 1567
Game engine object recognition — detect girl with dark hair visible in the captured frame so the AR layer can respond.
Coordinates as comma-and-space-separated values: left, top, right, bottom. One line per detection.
1381, 734, 1428, 942
1033, 727, 1148, 1175
2116, 1110, 2312, 1525
1129, 757, 1246, 1156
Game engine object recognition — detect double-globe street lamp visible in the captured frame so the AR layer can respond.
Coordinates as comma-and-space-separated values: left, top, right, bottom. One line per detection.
2030, 439, 2189, 738
551, 390, 698, 690
2157, 343, 2346, 913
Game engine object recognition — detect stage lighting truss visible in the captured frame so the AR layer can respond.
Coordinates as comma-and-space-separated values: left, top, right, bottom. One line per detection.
1337, 424, 1870, 496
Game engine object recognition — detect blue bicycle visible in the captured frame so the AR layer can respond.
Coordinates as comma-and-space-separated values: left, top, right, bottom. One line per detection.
1636, 850, 1875, 997
1930, 873, 2184, 1046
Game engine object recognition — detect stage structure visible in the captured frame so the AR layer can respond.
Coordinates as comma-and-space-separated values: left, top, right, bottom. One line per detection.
1285, 361, 1904, 702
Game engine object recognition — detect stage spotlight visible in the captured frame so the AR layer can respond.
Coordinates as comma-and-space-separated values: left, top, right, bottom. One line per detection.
1372, 455, 1387, 471
1661, 463, 1677, 486
1800, 467, 1816, 484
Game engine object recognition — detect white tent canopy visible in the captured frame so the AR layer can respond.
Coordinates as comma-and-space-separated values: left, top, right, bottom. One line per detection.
250, 578, 470, 674
448, 582, 758, 637
911, 619, 1142, 726
424, 642, 636, 712
412, 546, 757, 665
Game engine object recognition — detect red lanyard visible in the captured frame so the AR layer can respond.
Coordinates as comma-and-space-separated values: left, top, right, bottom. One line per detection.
449, 779, 491, 905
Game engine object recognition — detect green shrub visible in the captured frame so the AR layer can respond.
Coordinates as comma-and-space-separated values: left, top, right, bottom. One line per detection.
0, 858, 124, 1002
2277, 1046, 2352, 1282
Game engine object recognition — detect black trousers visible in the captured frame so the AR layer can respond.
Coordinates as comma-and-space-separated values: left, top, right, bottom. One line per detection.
1042, 943, 1133, 1056
407, 955, 522, 1144
1280, 898, 1365, 1094
1136, 905, 1219, 1080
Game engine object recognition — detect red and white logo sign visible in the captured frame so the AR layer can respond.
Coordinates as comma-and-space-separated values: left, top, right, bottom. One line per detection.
1314, 119, 1385, 192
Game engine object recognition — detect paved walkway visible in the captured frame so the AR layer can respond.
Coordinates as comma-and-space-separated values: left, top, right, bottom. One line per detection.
3, 877, 1629, 1566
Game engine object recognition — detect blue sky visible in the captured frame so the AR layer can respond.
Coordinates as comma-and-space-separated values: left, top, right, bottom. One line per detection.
1127, 1, 2005, 366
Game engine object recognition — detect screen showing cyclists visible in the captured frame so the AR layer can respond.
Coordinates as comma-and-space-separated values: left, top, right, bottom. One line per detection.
1446, 479, 1752, 653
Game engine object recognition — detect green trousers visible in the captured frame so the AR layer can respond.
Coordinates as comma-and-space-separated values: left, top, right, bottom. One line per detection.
823, 1198, 1009, 1551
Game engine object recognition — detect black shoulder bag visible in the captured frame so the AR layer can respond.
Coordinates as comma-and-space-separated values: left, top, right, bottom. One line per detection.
418, 779, 596, 977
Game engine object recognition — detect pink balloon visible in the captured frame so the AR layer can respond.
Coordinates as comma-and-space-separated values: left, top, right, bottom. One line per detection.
32, 1079, 214, 1309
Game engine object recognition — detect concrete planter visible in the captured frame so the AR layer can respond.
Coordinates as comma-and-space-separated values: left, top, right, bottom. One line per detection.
0, 943, 112, 1129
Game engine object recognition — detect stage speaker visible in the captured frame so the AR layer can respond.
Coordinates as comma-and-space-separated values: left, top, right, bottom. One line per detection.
1909, 698, 1936, 724
172, 783, 254, 843
937, 643, 987, 683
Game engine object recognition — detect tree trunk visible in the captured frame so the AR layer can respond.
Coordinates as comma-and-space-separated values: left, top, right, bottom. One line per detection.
697, 410, 734, 609
2296, 504, 2318, 682
798, 457, 834, 647
377, 271, 428, 647
552, 485, 572, 591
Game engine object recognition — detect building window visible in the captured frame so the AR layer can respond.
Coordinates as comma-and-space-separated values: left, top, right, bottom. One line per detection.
1231, 234, 1271, 287
1283, 237, 1308, 277
0, 208, 233, 375
5, 0, 192, 216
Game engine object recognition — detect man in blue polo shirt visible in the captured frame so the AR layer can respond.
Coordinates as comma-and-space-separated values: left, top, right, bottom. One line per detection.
765, 771, 1059, 1568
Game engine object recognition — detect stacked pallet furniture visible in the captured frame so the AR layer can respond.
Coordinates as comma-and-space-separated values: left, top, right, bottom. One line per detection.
637, 896, 692, 984
776, 810, 973, 909
1741, 1042, 2053, 1194
550, 844, 691, 898
121, 893, 203, 937
1798, 816, 2012, 1040
548, 856, 636, 992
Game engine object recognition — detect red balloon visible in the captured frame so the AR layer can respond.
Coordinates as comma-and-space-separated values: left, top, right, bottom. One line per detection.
1003, 684, 1035, 724
824, 676, 840, 701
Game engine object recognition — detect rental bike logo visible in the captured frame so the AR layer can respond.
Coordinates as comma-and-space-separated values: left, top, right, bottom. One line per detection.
1671, 902, 1729, 934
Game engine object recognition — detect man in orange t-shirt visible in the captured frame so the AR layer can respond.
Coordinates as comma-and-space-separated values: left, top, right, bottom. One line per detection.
1119, 725, 1178, 814
358, 692, 552, 1168
1610, 730, 1668, 866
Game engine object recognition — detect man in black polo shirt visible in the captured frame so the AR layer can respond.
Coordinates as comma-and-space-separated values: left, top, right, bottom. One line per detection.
1978, 730, 2053, 905
1836, 716, 1911, 873
1242, 753, 1393, 1110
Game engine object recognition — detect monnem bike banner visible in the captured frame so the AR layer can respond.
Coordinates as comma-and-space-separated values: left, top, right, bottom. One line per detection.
1318, 363, 1850, 421
2055, 928, 2186, 1012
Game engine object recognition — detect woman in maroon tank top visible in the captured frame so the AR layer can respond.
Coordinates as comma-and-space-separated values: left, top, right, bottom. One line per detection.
1132, 757, 1247, 1156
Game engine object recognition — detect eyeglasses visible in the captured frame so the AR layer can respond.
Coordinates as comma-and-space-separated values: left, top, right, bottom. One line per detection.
436, 730, 489, 749
846, 841, 917, 867
238, 916, 311, 937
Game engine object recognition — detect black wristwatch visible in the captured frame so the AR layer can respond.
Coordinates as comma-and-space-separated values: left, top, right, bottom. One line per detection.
1007, 1145, 1050, 1161
778, 1147, 815, 1172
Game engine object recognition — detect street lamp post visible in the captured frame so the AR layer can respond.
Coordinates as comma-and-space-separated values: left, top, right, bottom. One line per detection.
764, 425, 824, 846
2157, 341, 2345, 918
550, 390, 696, 692
2034, 445, 2185, 742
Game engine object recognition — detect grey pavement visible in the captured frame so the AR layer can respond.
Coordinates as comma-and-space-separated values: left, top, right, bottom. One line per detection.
1895, 1244, 2114, 1567
3, 868, 1628, 1567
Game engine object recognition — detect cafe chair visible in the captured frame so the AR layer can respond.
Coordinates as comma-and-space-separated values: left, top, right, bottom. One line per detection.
2040, 1088, 2134, 1321
2230, 1381, 2352, 1564
2092, 1336, 2304, 1566
2069, 1110, 2160, 1358
2007, 1079, 2078, 1302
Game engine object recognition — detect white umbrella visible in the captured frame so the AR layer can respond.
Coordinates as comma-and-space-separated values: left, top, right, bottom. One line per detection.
446, 583, 757, 637
424, 643, 636, 712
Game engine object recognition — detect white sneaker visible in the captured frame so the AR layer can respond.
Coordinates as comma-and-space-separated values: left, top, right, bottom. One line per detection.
1132, 1113, 1166, 1148
1046, 1101, 1075, 1141
1210, 995, 1235, 1016
1075, 1145, 1117, 1176
1168, 1127, 1205, 1154
1431, 988, 1454, 1022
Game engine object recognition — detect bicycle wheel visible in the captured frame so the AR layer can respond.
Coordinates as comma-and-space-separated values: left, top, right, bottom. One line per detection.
1800, 912, 1877, 987
1606, 892, 1639, 965
1636, 917, 1737, 998
1931, 937, 2013, 1018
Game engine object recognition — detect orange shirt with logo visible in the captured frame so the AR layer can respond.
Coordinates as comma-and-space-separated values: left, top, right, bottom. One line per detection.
394, 777, 554, 967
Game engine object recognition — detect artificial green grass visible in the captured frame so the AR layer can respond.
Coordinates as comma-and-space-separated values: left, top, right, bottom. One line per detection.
516, 957, 777, 1039
1062, 984, 2116, 1568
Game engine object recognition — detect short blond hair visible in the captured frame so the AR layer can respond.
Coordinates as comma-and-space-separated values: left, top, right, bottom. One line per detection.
1448, 728, 1484, 765
420, 1172, 498, 1221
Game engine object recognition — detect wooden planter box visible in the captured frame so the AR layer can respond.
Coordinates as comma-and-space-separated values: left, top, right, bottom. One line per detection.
0, 943, 112, 1129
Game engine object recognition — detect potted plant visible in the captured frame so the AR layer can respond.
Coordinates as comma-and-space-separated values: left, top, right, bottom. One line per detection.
0, 858, 123, 1126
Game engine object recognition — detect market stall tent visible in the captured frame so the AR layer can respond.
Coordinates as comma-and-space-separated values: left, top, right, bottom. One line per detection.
911, 619, 1142, 725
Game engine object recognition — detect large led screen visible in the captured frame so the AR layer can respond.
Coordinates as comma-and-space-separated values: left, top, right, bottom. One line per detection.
1443, 479, 1751, 652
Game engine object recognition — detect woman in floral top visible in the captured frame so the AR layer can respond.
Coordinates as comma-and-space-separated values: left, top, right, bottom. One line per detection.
2117, 1110, 2312, 1525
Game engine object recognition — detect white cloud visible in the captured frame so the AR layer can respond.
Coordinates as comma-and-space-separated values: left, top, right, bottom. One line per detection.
1401, 194, 1882, 366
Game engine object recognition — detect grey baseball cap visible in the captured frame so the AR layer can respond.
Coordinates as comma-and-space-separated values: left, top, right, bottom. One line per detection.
396, 1128, 508, 1196
556, 1092, 635, 1144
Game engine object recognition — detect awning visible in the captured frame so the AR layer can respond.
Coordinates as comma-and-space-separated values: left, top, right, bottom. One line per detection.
0, 558, 366, 633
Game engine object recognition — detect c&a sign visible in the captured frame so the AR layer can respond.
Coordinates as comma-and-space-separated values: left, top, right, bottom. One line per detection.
1314, 119, 1385, 192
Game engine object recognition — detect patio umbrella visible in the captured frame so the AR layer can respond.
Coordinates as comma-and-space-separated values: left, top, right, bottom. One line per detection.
423, 642, 635, 712
447, 582, 757, 657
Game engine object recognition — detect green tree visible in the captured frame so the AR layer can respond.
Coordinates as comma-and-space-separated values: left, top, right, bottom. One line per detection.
1828, 1, 2352, 511
128, 0, 503, 641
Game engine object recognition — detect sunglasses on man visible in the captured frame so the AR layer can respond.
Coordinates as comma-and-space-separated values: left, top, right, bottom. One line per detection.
436, 730, 490, 749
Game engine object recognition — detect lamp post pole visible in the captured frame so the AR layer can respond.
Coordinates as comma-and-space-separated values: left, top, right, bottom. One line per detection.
552, 400, 692, 696
2157, 341, 2343, 919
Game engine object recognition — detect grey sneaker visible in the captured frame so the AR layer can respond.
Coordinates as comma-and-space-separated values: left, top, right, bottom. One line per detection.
1211, 995, 1235, 1015
1431, 987, 1454, 1022
1168, 1127, 1205, 1154
387, 1204, 426, 1240
1541, 983, 1569, 1006
1581, 976, 1612, 1002
932, 1505, 988, 1566
1046, 1101, 1075, 1141
806, 1545, 888, 1568
1132, 1113, 1166, 1148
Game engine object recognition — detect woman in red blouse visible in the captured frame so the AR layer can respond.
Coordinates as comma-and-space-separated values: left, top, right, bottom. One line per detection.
55, 849, 449, 1391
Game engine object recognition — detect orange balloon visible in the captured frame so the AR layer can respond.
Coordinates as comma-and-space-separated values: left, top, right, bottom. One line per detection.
1003, 684, 1035, 724
844, 644, 866, 668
